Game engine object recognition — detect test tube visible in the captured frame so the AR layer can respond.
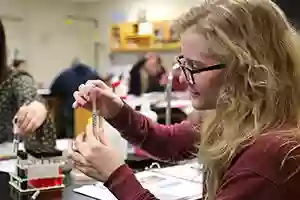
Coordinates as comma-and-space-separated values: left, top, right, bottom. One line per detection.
86, 83, 99, 138
92, 92, 98, 137
12, 117, 21, 153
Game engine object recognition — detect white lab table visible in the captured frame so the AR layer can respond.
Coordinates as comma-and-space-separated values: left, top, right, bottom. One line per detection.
125, 92, 193, 115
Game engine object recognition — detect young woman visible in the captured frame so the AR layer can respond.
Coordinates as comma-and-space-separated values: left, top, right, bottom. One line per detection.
0, 20, 56, 149
72, 0, 300, 199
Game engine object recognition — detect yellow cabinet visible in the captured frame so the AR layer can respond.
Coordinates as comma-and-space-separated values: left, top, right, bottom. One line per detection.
74, 107, 91, 137
110, 20, 180, 52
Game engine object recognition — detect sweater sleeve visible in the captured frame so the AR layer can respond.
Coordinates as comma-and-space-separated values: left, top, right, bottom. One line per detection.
104, 164, 159, 200
215, 170, 280, 200
106, 103, 199, 161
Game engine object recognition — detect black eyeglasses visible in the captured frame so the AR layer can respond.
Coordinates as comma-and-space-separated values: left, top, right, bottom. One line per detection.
176, 55, 225, 84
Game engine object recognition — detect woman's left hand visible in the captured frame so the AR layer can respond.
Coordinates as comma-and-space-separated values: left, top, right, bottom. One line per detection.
15, 101, 47, 134
72, 123, 124, 182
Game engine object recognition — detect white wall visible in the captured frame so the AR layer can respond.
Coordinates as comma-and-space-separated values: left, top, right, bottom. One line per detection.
1, 0, 202, 83
87, 0, 201, 72
1, 0, 95, 84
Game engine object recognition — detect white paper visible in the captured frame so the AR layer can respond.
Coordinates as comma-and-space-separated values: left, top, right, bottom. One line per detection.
152, 162, 203, 183
0, 159, 17, 173
136, 171, 202, 200
73, 183, 117, 200
74, 169, 203, 200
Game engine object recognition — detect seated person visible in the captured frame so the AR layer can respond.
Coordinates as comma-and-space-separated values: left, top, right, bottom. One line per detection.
0, 20, 55, 149
72, 1, 300, 199
159, 64, 188, 91
128, 53, 166, 96
50, 62, 100, 138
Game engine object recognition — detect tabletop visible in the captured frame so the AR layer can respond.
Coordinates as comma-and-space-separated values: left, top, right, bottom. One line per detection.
1, 156, 173, 200
1, 171, 93, 200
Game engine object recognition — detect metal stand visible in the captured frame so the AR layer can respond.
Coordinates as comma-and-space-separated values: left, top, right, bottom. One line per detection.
165, 71, 173, 125
9, 150, 66, 200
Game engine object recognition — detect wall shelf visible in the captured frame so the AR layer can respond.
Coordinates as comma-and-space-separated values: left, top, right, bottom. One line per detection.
109, 20, 180, 53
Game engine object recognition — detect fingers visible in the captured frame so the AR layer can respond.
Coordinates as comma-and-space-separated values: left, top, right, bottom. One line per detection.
15, 106, 37, 133
73, 83, 101, 108
73, 91, 87, 107
86, 80, 109, 90
72, 151, 91, 167
85, 123, 99, 146
75, 164, 101, 181
74, 133, 90, 157
15, 106, 28, 127
73, 79, 114, 111
22, 120, 37, 133
74, 133, 103, 160
86, 122, 107, 145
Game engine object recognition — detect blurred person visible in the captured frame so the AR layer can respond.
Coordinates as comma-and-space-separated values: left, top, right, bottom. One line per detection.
72, 0, 300, 200
128, 53, 166, 96
50, 62, 101, 138
0, 20, 56, 148
159, 61, 188, 91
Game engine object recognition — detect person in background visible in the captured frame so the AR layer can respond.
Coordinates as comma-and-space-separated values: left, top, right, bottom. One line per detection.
159, 62, 188, 91
73, 0, 300, 200
12, 59, 26, 70
50, 62, 100, 138
0, 20, 56, 149
128, 53, 166, 96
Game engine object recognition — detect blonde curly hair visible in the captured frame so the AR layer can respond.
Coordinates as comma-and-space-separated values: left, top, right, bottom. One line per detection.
173, 0, 300, 199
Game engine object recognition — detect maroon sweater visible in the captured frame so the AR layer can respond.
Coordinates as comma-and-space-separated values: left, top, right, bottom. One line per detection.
104, 104, 300, 200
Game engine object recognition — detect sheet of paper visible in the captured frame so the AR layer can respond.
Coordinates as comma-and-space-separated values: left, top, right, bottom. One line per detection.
73, 183, 117, 200
135, 170, 202, 200
0, 159, 17, 173
74, 170, 202, 200
152, 162, 203, 183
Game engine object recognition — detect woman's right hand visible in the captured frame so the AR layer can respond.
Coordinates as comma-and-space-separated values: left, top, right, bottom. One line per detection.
73, 80, 124, 119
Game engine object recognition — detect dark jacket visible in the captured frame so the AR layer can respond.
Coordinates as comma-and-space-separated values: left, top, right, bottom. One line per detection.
50, 63, 100, 138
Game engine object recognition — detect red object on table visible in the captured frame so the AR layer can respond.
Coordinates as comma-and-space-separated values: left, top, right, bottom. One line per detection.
28, 168, 63, 188
111, 80, 121, 88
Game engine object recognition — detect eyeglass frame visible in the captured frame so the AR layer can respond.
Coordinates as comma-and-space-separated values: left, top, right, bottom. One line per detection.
176, 55, 225, 84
